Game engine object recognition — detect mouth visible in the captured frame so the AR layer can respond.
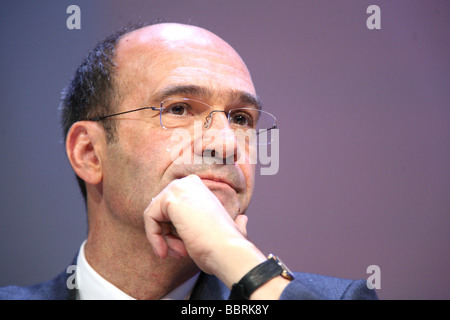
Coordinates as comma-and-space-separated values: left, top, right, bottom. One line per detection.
197, 175, 240, 193
171, 165, 246, 194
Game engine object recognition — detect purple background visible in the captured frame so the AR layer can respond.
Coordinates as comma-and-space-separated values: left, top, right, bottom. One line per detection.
1, 0, 449, 299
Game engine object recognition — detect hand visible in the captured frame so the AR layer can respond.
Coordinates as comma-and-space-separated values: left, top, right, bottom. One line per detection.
143, 174, 266, 286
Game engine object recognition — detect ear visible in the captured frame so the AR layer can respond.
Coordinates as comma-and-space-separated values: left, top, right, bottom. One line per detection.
66, 121, 105, 186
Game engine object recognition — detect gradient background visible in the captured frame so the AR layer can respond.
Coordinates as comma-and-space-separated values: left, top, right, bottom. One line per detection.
1, 0, 449, 300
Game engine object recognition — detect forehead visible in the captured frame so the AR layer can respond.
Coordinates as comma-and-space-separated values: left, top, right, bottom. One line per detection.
114, 24, 256, 106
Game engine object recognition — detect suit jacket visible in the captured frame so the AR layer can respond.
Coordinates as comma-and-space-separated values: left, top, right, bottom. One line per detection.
0, 260, 377, 300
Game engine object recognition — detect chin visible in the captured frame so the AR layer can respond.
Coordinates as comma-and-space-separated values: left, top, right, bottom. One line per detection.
210, 190, 241, 218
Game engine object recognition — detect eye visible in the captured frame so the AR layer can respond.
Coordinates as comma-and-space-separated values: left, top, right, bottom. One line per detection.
229, 110, 255, 128
163, 103, 192, 116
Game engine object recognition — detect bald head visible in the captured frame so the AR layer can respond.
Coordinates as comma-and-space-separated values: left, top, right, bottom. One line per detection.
117, 23, 247, 69
112, 23, 256, 110
123, 23, 230, 50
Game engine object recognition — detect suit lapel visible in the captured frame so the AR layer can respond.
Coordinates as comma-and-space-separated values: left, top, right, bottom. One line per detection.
189, 272, 229, 300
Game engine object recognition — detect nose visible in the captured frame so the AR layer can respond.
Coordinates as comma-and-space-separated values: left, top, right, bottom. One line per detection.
203, 110, 228, 129
194, 110, 239, 164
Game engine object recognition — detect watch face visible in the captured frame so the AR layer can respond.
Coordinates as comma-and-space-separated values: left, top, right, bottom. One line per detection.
269, 254, 295, 280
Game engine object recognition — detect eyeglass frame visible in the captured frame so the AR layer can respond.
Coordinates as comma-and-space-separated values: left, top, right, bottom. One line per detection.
88, 98, 278, 136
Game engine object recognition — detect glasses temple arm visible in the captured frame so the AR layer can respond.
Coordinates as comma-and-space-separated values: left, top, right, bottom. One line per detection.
89, 106, 159, 121
256, 124, 278, 136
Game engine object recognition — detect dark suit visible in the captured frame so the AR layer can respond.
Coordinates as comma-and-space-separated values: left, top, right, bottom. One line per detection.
0, 260, 377, 300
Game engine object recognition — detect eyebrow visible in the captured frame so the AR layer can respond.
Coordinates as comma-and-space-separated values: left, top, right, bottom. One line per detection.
153, 85, 263, 110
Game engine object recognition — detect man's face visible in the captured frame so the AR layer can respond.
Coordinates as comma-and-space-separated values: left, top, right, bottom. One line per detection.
101, 24, 258, 227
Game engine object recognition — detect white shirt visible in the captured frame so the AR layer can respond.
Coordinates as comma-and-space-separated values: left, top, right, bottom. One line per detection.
75, 240, 200, 300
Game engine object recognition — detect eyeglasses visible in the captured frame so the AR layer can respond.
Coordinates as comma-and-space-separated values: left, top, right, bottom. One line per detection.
89, 98, 278, 145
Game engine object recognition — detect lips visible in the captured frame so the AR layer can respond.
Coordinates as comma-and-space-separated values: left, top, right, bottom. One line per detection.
197, 175, 239, 192
173, 166, 245, 193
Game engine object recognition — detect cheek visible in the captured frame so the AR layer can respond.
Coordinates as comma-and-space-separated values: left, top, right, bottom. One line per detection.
119, 131, 175, 190
244, 164, 256, 192
239, 144, 256, 192
103, 128, 176, 220
102, 143, 150, 223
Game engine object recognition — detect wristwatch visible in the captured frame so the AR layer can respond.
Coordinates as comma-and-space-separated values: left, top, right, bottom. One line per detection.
229, 254, 295, 300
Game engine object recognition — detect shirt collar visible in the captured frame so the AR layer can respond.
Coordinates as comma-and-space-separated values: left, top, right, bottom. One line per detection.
75, 240, 199, 300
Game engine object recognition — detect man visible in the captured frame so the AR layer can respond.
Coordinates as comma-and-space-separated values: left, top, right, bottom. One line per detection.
0, 22, 377, 300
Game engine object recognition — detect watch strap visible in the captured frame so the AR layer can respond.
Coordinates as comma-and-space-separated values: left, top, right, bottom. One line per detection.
229, 257, 283, 300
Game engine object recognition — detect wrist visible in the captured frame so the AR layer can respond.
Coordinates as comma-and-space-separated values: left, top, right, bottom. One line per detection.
208, 237, 266, 288
249, 275, 291, 300
228, 254, 295, 300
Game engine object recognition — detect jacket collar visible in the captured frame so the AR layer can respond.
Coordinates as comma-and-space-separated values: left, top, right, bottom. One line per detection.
189, 272, 230, 300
